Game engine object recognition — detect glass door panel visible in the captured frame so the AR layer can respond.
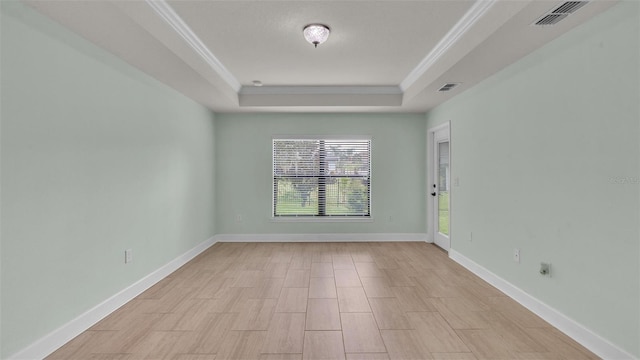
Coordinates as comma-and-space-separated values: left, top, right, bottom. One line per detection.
437, 141, 450, 236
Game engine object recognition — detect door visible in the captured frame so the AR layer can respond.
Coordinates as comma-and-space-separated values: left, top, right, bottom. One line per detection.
431, 125, 450, 251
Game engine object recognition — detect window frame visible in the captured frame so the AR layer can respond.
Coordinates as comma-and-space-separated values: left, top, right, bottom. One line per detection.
272, 135, 372, 222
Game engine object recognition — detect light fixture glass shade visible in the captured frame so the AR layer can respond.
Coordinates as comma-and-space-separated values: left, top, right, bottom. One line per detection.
303, 24, 330, 48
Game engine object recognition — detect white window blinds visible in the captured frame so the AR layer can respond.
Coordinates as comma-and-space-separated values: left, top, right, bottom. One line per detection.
273, 138, 371, 217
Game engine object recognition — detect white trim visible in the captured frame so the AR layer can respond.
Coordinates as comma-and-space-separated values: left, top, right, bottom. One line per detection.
214, 233, 428, 243
272, 135, 372, 141
240, 85, 402, 95
449, 249, 638, 360
271, 217, 374, 223
400, 0, 496, 91
425, 231, 434, 243
8, 237, 217, 360
145, 0, 241, 91
428, 122, 451, 134
428, 121, 451, 251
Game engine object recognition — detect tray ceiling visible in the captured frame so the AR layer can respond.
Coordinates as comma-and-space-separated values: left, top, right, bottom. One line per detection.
25, 0, 617, 112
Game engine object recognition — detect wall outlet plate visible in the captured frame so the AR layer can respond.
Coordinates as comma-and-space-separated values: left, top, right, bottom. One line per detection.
125, 249, 133, 264
514, 248, 520, 263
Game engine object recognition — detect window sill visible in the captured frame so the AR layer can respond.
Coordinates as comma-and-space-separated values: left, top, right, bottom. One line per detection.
271, 216, 373, 223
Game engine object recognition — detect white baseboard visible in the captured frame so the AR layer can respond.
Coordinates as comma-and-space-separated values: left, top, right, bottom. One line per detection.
20, 237, 632, 359
8, 237, 217, 360
213, 233, 429, 242
449, 249, 637, 360
425, 231, 433, 243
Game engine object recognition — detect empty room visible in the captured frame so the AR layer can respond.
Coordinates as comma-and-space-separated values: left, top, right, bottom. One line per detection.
1, 0, 638, 359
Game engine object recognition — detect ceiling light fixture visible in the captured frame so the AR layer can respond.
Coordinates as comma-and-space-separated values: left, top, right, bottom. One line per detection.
303, 24, 330, 48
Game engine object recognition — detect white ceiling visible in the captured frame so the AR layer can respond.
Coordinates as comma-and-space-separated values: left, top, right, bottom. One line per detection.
25, 0, 617, 113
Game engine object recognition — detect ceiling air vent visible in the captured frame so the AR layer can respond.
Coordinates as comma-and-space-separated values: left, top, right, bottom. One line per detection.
438, 83, 460, 92
552, 1, 588, 14
534, 1, 588, 26
535, 14, 568, 25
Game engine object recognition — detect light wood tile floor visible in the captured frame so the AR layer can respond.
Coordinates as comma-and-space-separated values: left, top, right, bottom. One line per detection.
46, 242, 600, 360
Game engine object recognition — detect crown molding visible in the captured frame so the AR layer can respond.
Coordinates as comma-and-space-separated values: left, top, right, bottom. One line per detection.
239, 86, 403, 107
240, 85, 402, 96
145, 0, 241, 92
144, 0, 498, 107
400, 0, 496, 91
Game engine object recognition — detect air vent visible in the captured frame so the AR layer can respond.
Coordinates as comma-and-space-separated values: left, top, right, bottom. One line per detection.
533, 1, 588, 26
535, 14, 568, 26
438, 83, 460, 92
552, 1, 587, 14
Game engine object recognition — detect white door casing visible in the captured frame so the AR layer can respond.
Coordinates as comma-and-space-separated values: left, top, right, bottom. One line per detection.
429, 123, 450, 251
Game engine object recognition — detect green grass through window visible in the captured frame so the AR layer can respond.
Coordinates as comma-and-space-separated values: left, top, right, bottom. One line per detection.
275, 180, 368, 216
438, 191, 449, 235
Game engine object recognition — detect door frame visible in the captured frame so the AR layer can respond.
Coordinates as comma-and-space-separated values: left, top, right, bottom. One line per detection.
427, 121, 451, 251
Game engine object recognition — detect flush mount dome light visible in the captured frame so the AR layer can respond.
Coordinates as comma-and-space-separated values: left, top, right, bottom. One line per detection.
303, 24, 330, 48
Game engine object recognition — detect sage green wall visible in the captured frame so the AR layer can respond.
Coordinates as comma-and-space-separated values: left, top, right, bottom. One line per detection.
0, 2, 216, 358
425, 2, 639, 357
215, 113, 426, 235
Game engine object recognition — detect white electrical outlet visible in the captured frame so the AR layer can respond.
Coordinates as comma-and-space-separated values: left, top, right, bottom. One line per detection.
469, 232, 473, 242
514, 248, 520, 263
125, 249, 133, 264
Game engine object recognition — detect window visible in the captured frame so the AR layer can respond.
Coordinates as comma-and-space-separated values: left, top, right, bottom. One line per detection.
273, 137, 371, 218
